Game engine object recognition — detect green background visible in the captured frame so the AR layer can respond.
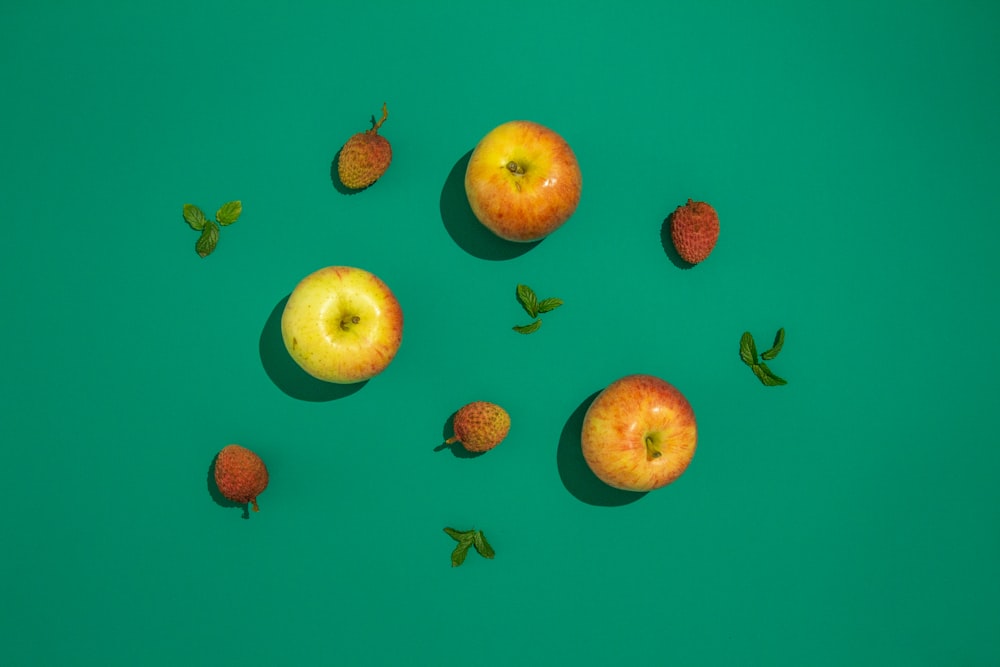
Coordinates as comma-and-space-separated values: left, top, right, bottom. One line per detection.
2, 1, 999, 665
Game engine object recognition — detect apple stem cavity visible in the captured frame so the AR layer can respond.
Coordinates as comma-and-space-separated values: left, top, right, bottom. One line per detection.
340, 315, 361, 331
506, 161, 525, 175
644, 435, 663, 461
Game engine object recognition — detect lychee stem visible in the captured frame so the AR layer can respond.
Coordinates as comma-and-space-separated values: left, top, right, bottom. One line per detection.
368, 102, 388, 135
251, 499, 260, 512
445, 436, 459, 445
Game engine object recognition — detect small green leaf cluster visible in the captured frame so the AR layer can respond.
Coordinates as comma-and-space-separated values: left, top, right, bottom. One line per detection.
513, 284, 563, 334
739, 328, 787, 386
443, 527, 495, 567
182, 201, 243, 257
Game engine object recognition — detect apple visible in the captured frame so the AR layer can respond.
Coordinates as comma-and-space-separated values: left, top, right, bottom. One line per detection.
280, 266, 403, 384
464, 120, 582, 242
581, 374, 697, 492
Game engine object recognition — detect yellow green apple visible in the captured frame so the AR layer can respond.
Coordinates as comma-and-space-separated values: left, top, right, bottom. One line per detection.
280, 266, 403, 384
464, 120, 582, 242
581, 374, 697, 492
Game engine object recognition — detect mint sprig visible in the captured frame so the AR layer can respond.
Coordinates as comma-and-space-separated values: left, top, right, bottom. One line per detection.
739, 328, 788, 386
444, 527, 495, 567
514, 284, 562, 334
183, 200, 242, 257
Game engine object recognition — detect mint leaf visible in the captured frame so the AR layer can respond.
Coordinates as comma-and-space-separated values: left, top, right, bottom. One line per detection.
472, 530, 495, 559
195, 220, 220, 257
752, 362, 787, 386
739, 332, 758, 366
183, 204, 207, 231
536, 297, 563, 313
513, 320, 542, 335
451, 541, 471, 567
444, 527, 469, 542
761, 327, 785, 361
516, 284, 539, 318
216, 200, 242, 226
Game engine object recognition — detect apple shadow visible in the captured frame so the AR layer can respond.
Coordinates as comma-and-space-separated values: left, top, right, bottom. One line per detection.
207, 453, 251, 519
660, 215, 695, 270
440, 150, 542, 261
557, 390, 647, 507
433, 411, 487, 458
258, 295, 368, 401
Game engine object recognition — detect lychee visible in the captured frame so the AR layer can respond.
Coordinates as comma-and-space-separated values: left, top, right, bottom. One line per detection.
337, 103, 392, 190
446, 401, 511, 453
213, 444, 269, 512
669, 199, 719, 264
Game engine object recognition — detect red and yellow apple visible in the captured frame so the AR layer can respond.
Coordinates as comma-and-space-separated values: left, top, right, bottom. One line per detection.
581, 374, 697, 492
280, 266, 403, 384
464, 120, 582, 242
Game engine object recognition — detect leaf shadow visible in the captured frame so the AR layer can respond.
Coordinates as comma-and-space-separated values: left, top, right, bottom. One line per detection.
440, 149, 541, 260
258, 294, 368, 401
557, 390, 647, 507
434, 411, 486, 458
207, 453, 250, 520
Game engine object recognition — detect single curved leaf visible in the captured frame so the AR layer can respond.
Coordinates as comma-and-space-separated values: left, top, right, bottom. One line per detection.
537, 297, 564, 313
761, 327, 785, 361
472, 531, 495, 559
216, 200, 242, 226
752, 362, 787, 386
183, 204, 207, 230
195, 220, 220, 257
516, 284, 539, 318
513, 319, 542, 335
739, 332, 758, 366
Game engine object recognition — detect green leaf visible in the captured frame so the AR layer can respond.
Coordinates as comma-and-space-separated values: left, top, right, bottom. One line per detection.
536, 297, 564, 313
216, 200, 242, 226
761, 327, 785, 361
516, 284, 539, 318
183, 204, 207, 231
739, 332, 758, 366
513, 319, 542, 335
195, 220, 220, 258
472, 530, 495, 559
451, 541, 472, 567
443, 527, 470, 542
751, 362, 787, 386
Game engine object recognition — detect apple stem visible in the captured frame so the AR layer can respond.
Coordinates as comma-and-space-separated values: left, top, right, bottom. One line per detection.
645, 436, 662, 460
369, 102, 388, 134
506, 161, 525, 175
340, 315, 360, 331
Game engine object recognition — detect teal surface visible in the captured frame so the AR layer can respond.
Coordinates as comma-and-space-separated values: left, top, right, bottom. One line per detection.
2, 2, 999, 665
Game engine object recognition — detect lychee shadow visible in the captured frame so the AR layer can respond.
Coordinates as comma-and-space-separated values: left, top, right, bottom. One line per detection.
557, 390, 647, 507
330, 149, 370, 195
440, 149, 541, 261
660, 216, 695, 270
259, 295, 368, 401
434, 411, 487, 458
207, 454, 250, 520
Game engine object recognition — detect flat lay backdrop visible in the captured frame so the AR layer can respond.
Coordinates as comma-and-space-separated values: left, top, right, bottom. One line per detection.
2, 2, 999, 665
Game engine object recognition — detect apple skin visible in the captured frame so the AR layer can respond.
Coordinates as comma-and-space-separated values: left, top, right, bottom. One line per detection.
280, 266, 403, 384
464, 120, 582, 242
581, 374, 697, 492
